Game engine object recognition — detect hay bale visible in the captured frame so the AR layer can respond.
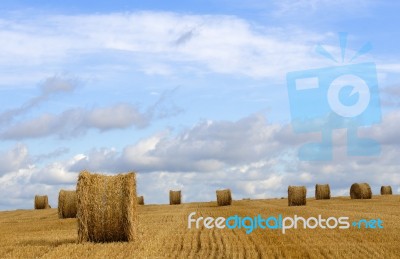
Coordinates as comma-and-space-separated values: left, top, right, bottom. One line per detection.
380, 186, 392, 195
58, 190, 77, 219
216, 189, 232, 206
34, 195, 49, 209
137, 196, 144, 205
76, 170, 138, 243
288, 186, 307, 206
350, 183, 372, 199
169, 190, 181, 205
315, 184, 331, 200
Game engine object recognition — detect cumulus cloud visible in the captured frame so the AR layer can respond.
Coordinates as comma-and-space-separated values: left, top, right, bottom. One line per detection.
66, 111, 400, 175
65, 111, 400, 201
381, 84, 400, 107
1, 110, 400, 209
0, 150, 81, 210
30, 163, 78, 185
68, 114, 289, 173
0, 144, 30, 176
366, 111, 400, 146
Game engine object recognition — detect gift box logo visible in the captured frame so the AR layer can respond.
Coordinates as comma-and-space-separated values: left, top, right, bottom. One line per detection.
286, 33, 381, 161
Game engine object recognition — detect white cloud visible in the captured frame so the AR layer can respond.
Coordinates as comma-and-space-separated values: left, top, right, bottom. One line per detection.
0, 11, 337, 84
86, 104, 147, 130
30, 163, 78, 185
0, 143, 30, 175
0, 85, 181, 140
0, 75, 78, 126
65, 111, 400, 176
0, 110, 399, 209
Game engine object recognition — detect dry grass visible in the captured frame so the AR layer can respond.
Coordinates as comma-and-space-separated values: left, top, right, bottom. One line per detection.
137, 196, 144, 205
1, 195, 400, 258
350, 183, 372, 199
315, 184, 331, 200
76, 170, 138, 243
381, 186, 392, 195
216, 189, 232, 206
169, 190, 181, 205
58, 190, 77, 219
34, 195, 49, 210
288, 186, 307, 206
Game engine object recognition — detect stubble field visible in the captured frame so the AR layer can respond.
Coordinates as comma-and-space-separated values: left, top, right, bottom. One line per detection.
0, 195, 399, 258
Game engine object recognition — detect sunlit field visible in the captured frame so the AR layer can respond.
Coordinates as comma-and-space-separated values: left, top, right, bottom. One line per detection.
1, 195, 399, 258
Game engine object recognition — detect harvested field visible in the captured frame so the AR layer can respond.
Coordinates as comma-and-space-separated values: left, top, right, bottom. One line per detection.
0, 195, 399, 258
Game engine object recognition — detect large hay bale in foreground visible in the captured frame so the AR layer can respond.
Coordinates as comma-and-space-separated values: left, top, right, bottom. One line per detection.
350, 183, 372, 199
137, 196, 144, 205
216, 189, 232, 206
315, 184, 331, 200
380, 186, 392, 195
169, 190, 181, 205
58, 190, 77, 218
77, 171, 138, 243
34, 195, 49, 209
288, 186, 307, 206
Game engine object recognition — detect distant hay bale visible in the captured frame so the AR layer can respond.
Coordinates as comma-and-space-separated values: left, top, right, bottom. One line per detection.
169, 190, 181, 205
76, 170, 138, 243
58, 190, 77, 219
350, 183, 372, 199
216, 189, 232, 206
288, 186, 307, 206
380, 186, 392, 195
137, 196, 144, 205
34, 195, 49, 209
315, 184, 331, 200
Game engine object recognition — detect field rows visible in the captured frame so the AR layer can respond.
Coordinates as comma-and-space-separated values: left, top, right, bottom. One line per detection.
0, 195, 399, 258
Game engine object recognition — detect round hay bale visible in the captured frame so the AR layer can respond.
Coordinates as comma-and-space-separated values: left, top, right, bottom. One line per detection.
288, 186, 307, 206
216, 189, 232, 206
169, 190, 181, 205
76, 170, 138, 243
34, 195, 49, 209
137, 196, 144, 205
350, 183, 372, 199
58, 190, 77, 219
380, 186, 392, 195
315, 184, 331, 200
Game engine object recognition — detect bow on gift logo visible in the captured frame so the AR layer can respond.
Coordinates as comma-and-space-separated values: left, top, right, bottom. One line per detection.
286, 33, 381, 161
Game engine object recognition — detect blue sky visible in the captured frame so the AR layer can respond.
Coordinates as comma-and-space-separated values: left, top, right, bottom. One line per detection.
0, 0, 399, 210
